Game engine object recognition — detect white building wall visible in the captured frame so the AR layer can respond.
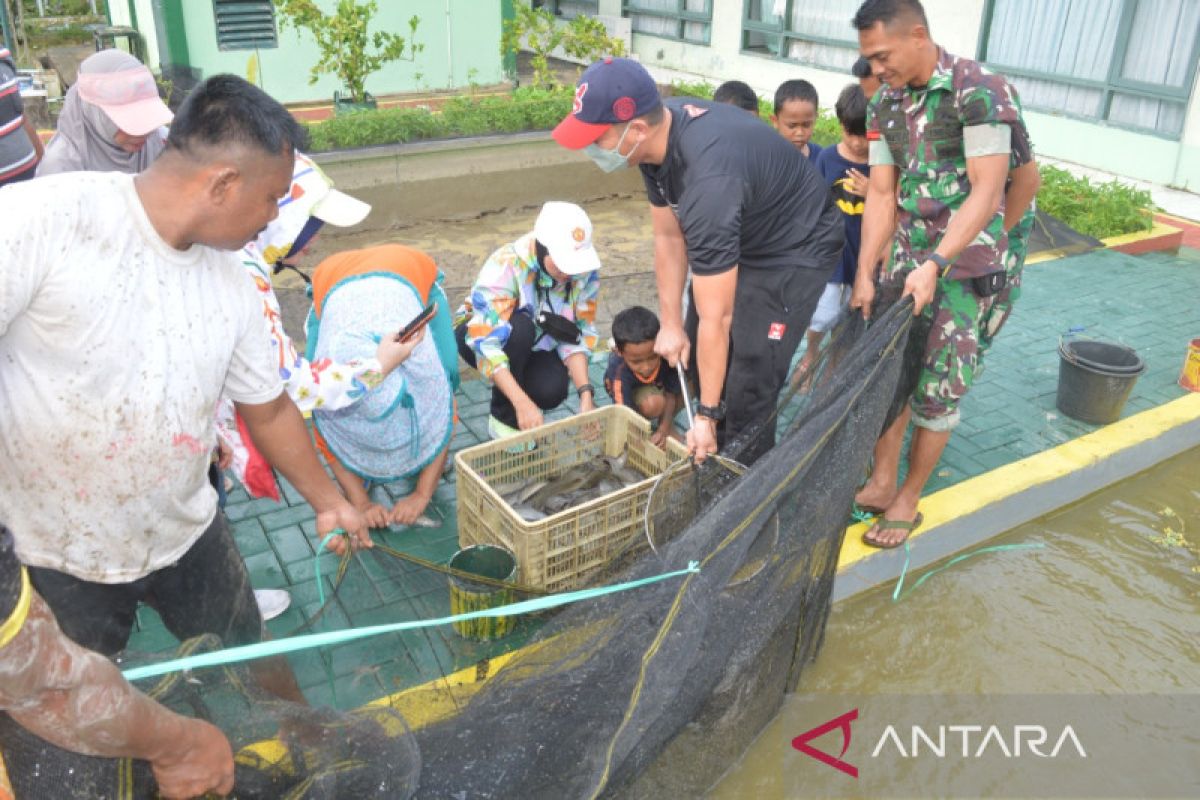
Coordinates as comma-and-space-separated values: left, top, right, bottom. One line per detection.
601, 0, 1199, 189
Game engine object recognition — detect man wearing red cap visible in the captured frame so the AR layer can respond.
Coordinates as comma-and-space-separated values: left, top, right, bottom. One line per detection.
554, 57, 843, 464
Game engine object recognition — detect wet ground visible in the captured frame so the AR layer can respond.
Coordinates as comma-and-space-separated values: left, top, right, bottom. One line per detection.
709, 446, 1200, 798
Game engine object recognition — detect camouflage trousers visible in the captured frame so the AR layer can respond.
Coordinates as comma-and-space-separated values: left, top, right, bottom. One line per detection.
979, 211, 1034, 357
901, 212, 1035, 431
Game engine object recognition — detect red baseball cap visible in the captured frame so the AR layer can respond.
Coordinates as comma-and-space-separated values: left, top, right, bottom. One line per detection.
552, 57, 662, 150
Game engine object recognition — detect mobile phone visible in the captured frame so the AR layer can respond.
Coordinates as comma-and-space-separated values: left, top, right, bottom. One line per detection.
397, 302, 437, 342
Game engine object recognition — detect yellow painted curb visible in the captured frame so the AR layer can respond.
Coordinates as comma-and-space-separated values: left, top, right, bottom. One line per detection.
1100, 220, 1181, 248
838, 392, 1200, 570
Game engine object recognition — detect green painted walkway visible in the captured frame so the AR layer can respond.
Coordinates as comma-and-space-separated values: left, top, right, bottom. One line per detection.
127, 246, 1200, 710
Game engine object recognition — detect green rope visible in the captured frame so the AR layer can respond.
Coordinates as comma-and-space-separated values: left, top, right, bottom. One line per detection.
123, 560, 701, 682
892, 541, 1046, 602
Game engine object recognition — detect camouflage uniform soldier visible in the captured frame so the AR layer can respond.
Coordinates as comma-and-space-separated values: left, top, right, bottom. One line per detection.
849, 0, 1037, 547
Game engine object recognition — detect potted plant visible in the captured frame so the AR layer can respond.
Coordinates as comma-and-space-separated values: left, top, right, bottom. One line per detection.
273, 0, 423, 114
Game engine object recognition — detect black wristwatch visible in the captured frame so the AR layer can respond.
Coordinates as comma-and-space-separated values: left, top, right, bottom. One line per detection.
927, 252, 952, 275
576, 383, 595, 398
696, 401, 726, 422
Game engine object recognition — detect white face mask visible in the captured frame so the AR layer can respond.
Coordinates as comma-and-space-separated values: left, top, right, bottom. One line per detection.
583, 123, 639, 173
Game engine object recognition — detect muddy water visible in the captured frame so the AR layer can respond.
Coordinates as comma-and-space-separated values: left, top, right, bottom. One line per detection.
709, 446, 1200, 798
276, 193, 657, 347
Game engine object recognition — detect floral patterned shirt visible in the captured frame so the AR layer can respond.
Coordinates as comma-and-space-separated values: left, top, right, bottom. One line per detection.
239, 250, 385, 411
456, 232, 599, 380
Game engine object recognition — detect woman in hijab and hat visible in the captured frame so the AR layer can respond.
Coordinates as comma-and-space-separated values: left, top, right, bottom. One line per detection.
36, 49, 172, 176
215, 154, 422, 520
305, 243, 460, 529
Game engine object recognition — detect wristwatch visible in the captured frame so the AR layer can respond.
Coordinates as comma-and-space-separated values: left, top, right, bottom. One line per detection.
927, 252, 952, 275
576, 383, 595, 398
696, 401, 726, 422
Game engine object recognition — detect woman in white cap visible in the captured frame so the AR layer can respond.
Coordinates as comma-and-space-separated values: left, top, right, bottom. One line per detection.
455, 201, 601, 439
36, 49, 172, 176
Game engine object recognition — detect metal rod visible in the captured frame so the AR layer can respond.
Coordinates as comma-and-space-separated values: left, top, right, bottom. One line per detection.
676, 361, 694, 430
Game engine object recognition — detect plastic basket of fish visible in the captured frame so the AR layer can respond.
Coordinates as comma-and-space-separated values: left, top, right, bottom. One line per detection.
455, 405, 688, 592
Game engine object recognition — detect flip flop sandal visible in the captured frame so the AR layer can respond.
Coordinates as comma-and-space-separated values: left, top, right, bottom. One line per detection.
861, 512, 924, 549
854, 502, 886, 516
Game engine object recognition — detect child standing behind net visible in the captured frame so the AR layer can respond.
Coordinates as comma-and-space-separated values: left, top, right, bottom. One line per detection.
799, 84, 872, 379
604, 307, 684, 449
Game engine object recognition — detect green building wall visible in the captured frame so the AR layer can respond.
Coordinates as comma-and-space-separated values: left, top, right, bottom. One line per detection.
114, 0, 504, 105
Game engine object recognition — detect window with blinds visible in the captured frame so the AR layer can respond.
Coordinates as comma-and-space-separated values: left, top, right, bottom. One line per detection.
981, 0, 1200, 138
742, 0, 859, 73
623, 0, 712, 45
213, 0, 278, 51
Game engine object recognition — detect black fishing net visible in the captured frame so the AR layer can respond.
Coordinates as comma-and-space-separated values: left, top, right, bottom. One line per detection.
1027, 209, 1103, 257
409, 282, 917, 798
0, 280, 918, 799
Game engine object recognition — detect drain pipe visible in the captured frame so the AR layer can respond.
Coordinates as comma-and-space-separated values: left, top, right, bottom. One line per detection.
445, 0, 453, 90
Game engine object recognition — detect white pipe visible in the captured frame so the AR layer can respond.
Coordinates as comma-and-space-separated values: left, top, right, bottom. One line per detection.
445, 0, 453, 89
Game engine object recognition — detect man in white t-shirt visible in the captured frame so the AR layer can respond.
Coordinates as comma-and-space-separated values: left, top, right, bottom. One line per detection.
0, 75, 368, 704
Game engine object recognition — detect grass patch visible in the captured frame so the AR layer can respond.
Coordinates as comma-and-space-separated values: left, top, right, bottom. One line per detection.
304, 86, 571, 151
23, 22, 94, 51
1037, 166, 1155, 239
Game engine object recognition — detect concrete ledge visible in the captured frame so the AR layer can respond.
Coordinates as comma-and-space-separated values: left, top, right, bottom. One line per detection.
833, 393, 1200, 602
1105, 220, 1183, 255
1154, 212, 1200, 249
311, 133, 643, 230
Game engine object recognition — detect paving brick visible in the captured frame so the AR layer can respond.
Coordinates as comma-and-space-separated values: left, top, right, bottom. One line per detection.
224, 496, 285, 522
302, 672, 384, 711
276, 478, 306, 507
460, 378, 491, 403
243, 550, 286, 589
331, 569, 386, 614
329, 636, 405, 678
267, 523, 314, 565
258, 503, 317, 532
284, 550, 341, 585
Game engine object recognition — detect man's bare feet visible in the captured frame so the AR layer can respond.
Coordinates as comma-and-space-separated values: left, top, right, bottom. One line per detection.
861, 495, 922, 548
854, 481, 896, 514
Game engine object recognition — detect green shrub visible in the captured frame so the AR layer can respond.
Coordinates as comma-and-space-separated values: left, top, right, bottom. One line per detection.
668, 79, 715, 99
306, 105, 447, 151
302, 87, 573, 151
1037, 166, 1155, 239
812, 114, 841, 147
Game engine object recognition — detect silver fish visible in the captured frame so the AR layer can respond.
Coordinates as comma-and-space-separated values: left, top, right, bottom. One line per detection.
512, 504, 547, 522
389, 514, 440, 531
495, 455, 647, 518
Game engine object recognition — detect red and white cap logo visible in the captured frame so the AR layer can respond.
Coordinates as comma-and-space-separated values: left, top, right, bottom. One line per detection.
573, 82, 589, 115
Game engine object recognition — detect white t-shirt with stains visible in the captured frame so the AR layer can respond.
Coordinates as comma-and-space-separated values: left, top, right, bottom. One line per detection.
0, 172, 282, 582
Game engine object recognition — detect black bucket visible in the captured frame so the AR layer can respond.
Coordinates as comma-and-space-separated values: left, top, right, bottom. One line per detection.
1056, 340, 1145, 424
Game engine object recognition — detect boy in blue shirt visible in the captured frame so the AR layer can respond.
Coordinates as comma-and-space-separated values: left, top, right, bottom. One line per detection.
771, 79, 822, 161
801, 84, 871, 378
604, 306, 683, 448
